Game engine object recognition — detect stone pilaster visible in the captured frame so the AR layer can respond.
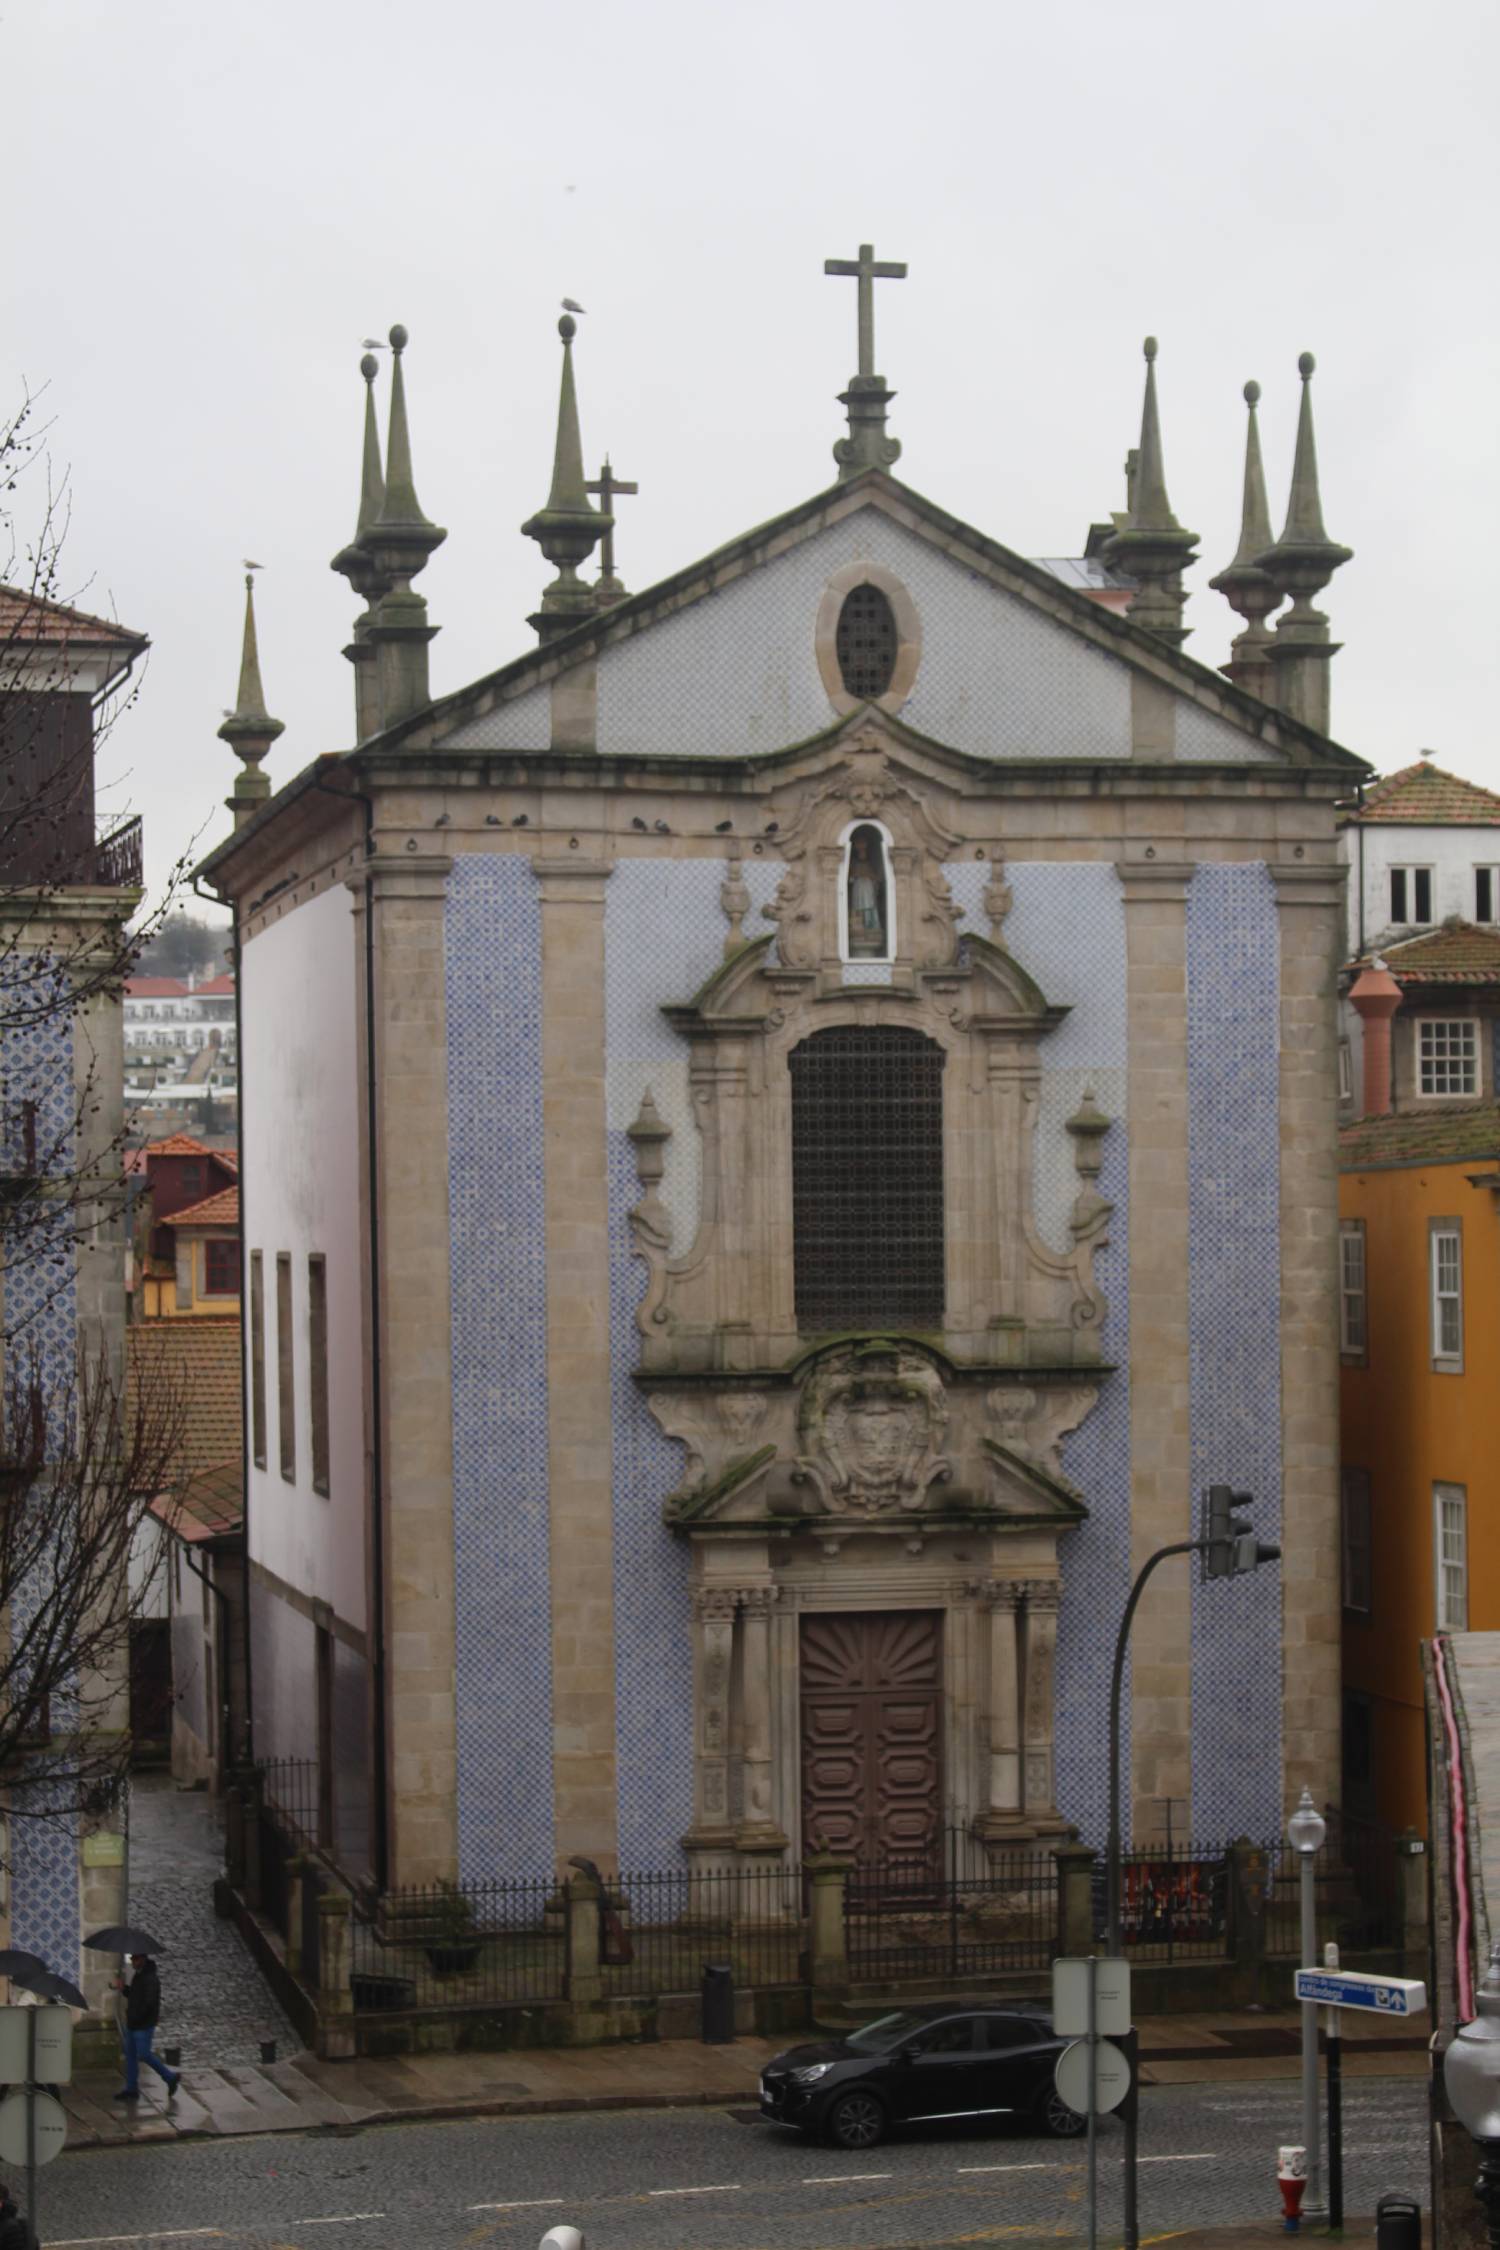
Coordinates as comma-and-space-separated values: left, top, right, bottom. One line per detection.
1272, 864, 1345, 1818
1118, 860, 1194, 1841
972, 1578, 1025, 1840
1020, 1580, 1067, 1832
735, 1586, 787, 1852
365, 852, 458, 1885
687, 1588, 738, 1854
533, 855, 618, 1865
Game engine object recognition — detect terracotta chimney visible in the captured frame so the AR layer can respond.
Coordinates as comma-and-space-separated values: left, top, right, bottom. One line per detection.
1348, 960, 1402, 1117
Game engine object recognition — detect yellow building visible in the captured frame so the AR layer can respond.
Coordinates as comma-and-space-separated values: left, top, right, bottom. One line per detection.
1340, 1098, 1500, 1833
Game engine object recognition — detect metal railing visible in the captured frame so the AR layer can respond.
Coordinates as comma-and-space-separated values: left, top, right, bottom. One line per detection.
601, 1862, 806, 1999
845, 1833, 1057, 1981
94, 815, 143, 889
1103, 1838, 1232, 1963
348, 1877, 565, 2012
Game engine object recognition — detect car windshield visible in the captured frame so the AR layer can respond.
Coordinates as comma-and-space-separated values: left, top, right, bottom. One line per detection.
845, 2010, 944, 2054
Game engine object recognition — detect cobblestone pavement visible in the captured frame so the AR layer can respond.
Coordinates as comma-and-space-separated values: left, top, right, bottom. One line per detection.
40, 2074, 1429, 2250
124, 1768, 299, 2071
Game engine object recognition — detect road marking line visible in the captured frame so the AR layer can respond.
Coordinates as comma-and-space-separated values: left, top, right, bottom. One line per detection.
1138, 2154, 1216, 2164
468, 2200, 566, 2213
291, 2219, 387, 2228
647, 2183, 743, 2195
51, 2237, 225, 2247
957, 2163, 1050, 2174
803, 2172, 895, 2183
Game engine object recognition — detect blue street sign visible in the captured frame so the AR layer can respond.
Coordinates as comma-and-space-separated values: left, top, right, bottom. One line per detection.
1293, 1969, 1426, 2015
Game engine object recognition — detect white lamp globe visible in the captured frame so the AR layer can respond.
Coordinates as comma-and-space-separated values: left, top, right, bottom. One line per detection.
1446, 1944, 1500, 2141
1287, 1786, 1327, 1857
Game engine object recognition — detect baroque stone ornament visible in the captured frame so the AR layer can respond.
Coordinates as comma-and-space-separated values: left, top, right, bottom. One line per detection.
796, 1341, 952, 1515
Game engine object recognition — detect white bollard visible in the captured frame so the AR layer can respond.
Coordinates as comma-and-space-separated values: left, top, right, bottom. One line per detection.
539, 2229, 585, 2250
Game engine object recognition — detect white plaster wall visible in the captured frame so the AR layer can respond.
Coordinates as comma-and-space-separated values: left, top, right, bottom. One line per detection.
1343, 818, 1500, 954
240, 884, 366, 1632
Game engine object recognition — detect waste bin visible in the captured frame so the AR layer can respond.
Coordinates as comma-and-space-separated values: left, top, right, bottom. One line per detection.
1376, 2194, 1422, 2250
701, 1962, 734, 2044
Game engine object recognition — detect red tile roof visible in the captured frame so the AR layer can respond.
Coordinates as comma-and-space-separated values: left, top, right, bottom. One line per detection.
1341, 1101, 1500, 1169
127, 1317, 243, 1478
1358, 760, 1500, 826
165, 1185, 239, 1229
1372, 922, 1500, 985
149, 1460, 243, 1543
191, 974, 235, 996
140, 1132, 212, 1158
0, 584, 148, 649
125, 975, 190, 999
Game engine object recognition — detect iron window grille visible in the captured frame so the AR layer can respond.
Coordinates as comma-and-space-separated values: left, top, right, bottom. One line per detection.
835, 584, 898, 700
790, 1025, 945, 1331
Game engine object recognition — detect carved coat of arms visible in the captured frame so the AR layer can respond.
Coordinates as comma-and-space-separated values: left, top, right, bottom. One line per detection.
796, 1343, 952, 1514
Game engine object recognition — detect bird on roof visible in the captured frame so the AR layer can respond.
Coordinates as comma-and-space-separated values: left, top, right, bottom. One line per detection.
561, 297, 586, 315
242, 559, 264, 572
360, 337, 387, 350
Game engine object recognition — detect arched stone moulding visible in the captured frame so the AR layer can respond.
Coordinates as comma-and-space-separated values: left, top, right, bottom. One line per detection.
815, 559, 923, 717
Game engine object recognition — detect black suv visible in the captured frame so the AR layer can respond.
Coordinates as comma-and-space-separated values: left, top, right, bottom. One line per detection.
759, 2003, 1085, 2150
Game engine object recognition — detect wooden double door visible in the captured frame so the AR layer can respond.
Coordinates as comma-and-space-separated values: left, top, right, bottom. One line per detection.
800, 1610, 943, 1865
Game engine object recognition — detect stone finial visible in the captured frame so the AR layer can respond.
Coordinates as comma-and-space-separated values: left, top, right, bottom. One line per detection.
1101, 338, 1199, 646
219, 570, 284, 828
362, 326, 447, 728
1255, 354, 1352, 737
523, 316, 608, 642
1210, 380, 1283, 702
1065, 1087, 1113, 1238
825, 242, 907, 481
331, 353, 393, 742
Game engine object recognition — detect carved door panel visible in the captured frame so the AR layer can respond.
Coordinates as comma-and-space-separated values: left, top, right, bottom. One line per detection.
800, 1611, 942, 1865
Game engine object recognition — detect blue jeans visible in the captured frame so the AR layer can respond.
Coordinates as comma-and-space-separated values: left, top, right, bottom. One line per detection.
123, 2026, 174, 2092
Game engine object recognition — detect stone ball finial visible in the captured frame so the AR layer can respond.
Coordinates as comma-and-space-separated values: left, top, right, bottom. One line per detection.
559, 314, 577, 343
1244, 379, 1261, 406
1143, 335, 1158, 362
1298, 350, 1316, 379
389, 323, 409, 353
360, 353, 379, 382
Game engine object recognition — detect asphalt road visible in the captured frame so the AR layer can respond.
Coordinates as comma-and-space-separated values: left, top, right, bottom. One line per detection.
33, 2076, 1428, 2250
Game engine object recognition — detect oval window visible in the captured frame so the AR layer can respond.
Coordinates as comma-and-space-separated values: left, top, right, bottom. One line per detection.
835, 583, 898, 700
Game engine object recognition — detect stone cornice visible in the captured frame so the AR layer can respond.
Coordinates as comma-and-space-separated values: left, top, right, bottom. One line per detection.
1114, 859, 1196, 900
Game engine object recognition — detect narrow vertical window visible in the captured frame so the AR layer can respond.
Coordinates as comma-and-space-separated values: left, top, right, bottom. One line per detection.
1389, 866, 1433, 924
250, 1251, 267, 1469
1340, 1467, 1372, 1616
1435, 1484, 1468, 1630
276, 1252, 295, 1480
1415, 867, 1433, 922
1430, 1221, 1463, 1369
308, 1254, 330, 1497
1338, 1221, 1367, 1362
1389, 867, 1407, 923
1337, 1040, 1352, 1103
1477, 867, 1498, 924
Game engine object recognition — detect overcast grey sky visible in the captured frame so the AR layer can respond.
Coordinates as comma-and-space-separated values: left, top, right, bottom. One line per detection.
7, 0, 1498, 910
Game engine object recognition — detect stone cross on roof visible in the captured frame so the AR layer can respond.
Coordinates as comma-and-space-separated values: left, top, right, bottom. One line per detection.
585, 457, 638, 604
824, 242, 907, 380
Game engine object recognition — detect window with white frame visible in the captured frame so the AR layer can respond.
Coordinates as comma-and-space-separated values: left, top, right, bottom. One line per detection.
1341, 1466, 1373, 1616
1419, 1018, 1479, 1097
1337, 1039, 1353, 1103
1389, 865, 1433, 925
1435, 1483, 1468, 1630
1477, 866, 1500, 925
1339, 1220, 1368, 1360
1431, 1220, 1463, 1367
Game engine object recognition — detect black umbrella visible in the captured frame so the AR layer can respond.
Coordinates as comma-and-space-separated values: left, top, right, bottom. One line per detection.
33, 1968, 89, 2009
82, 1925, 166, 1955
0, 1949, 49, 1985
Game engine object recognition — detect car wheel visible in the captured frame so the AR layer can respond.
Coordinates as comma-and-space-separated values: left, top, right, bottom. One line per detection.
1037, 2085, 1087, 2139
824, 2089, 888, 2150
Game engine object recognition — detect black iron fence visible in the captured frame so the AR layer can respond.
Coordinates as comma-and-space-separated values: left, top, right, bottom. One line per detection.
1103, 1836, 1234, 1963
846, 1833, 1057, 1982
348, 1877, 565, 2012
602, 1862, 805, 1999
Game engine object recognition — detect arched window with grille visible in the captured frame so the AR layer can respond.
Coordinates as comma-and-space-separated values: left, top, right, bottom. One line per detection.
835, 583, 898, 700
790, 1025, 945, 1331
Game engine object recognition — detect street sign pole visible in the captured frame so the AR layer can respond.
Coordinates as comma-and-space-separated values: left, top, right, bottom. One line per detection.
26, 2007, 37, 2249
1086, 1954, 1098, 2250
1324, 1941, 1343, 2235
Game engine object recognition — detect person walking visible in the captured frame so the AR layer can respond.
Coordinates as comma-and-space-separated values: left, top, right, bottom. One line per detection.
115, 1953, 180, 2102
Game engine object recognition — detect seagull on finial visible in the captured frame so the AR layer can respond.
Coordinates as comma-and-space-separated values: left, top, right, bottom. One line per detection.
561, 297, 587, 315
242, 559, 264, 572
360, 337, 388, 350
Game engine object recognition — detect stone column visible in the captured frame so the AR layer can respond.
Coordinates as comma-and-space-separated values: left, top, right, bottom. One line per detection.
687, 1587, 738, 1861
1054, 1841, 1097, 1955
1020, 1580, 1067, 1832
973, 1579, 1026, 1846
806, 1850, 851, 2003
1117, 860, 1194, 1840
1272, 865, 1345, 1822
316, 1893, 355, 2059
565, 1867, 604, 2007
533, 855, 618, 1866
735, 1587, 788, 1855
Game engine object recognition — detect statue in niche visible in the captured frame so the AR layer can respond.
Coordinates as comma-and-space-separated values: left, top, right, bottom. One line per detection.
847, 825, 889, 957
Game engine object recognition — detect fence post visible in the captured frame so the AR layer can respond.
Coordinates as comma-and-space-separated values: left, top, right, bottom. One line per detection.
317, 1893, 356, 2059
1396, 1828, 1429, 1975
285, 1856, 307, 1975
1227, 1838, 1268, 1968
805, 1850, 851, 2003
239, 1766, 265, 1911
565, 1868, 604, 2009
1053, 1841, 1096, 1956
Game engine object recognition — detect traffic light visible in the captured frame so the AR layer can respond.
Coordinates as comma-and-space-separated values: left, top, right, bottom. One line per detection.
1200, 1484, 1282, 1579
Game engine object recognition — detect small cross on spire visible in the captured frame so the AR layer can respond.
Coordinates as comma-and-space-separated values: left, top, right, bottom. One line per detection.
823, 241, 908, 483
585, 456, 639, 604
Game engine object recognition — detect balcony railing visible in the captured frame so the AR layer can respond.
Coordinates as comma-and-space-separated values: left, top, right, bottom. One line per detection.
93, 816, 143, 889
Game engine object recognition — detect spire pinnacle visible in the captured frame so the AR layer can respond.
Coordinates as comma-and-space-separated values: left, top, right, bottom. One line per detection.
331, 352, 395, 742
361, 325, 446, 728
1100, 337, 1199, 645
377, 325, 439, 536
522, 315, 608, 641
357, 351, 386, 535
1209, 380, 1282, 702
1255, 352, 1352, 737
219, 570, 283, 827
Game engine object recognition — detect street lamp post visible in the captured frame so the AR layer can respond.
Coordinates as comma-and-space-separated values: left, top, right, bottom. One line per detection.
1444, 1939, 1500, 2250
1288, 1787, 1327, 2215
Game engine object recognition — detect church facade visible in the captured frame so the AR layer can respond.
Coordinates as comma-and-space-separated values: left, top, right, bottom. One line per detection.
202, 276, 1363, 1888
